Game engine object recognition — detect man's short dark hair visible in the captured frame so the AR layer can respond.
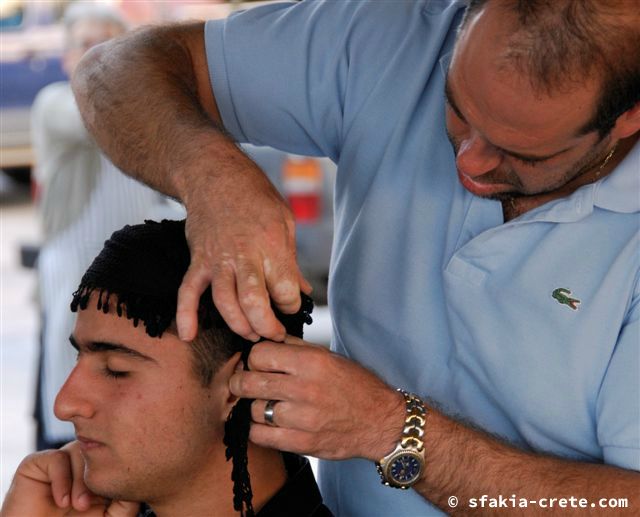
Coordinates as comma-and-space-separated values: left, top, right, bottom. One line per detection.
70, 219, 313, 516
461, 0, 640, 137
70, 219, 313, 386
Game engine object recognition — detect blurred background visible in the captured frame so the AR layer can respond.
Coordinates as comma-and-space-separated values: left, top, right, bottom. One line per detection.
1, 0, 333, 501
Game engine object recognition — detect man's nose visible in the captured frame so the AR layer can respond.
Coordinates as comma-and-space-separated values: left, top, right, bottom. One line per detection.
54, 364, 95, 422
456, 131, 502, 177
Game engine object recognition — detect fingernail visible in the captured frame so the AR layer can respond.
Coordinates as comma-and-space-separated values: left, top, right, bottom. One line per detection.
78, 492, 90, 508
178, 323, 191, 342
61, 494, 70, 507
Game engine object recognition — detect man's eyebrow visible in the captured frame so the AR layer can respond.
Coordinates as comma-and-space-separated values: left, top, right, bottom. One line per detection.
497, 145, 570, 163
444, 78, 467, 123
444, 76, 571, 163
69, 334, 156, 362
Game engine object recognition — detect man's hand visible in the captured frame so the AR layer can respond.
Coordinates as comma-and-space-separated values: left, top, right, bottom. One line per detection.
71, 24, 311, 343
175, 145, 312, 343
229, 336, 405, 460
0, 442, 138, 517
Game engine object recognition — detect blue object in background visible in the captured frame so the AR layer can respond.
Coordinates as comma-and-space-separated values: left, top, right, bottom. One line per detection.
0, 57, 66, 108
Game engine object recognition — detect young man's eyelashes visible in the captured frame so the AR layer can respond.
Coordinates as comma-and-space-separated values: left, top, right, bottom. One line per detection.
103, 366, 129, 379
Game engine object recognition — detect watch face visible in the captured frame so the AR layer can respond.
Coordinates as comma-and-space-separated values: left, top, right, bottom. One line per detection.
390, 453, 422, 485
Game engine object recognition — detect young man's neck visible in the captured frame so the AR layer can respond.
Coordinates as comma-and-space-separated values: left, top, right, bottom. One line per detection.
148, 444, 287, 517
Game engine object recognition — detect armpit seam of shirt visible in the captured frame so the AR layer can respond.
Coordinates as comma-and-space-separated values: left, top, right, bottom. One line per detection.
204, 20, 248, 142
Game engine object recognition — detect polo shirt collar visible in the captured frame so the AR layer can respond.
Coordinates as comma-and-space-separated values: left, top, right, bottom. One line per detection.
510, 138, 639, 225
593, 137, 640, 214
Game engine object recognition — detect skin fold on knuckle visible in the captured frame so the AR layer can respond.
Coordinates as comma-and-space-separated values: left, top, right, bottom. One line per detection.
270, 279, 300, 310
238, 275, 266, 304
250, 342, 285, 371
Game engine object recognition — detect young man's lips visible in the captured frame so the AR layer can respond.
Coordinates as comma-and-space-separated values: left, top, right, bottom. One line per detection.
77, 435, 105, 450
457, 170, 511, 196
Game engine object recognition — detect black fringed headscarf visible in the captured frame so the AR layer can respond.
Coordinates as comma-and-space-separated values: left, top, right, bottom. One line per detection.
70, 219, 313, 516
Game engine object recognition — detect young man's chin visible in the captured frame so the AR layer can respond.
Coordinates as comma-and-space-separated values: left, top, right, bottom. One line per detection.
84, 468, 141, 503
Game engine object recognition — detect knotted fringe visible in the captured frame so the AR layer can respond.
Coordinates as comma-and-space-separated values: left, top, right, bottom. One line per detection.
71, 284, 175, 338
71, 284, 220, 338
221, 294, 313, 517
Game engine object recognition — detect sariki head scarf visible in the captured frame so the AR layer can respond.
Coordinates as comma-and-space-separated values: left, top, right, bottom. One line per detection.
70, 219, 313, 516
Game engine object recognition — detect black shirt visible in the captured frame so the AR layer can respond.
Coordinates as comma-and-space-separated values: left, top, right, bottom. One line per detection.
139, 453, 333, 516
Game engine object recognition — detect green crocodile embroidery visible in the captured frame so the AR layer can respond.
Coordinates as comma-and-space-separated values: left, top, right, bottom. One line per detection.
552, 288, 580, 310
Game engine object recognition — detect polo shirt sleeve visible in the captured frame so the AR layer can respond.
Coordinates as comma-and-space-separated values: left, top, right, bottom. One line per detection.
596, 274, 640, 471
204, 0, 425, 161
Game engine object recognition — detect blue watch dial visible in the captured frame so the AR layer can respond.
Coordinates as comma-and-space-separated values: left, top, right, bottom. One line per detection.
390, 454, 421, 483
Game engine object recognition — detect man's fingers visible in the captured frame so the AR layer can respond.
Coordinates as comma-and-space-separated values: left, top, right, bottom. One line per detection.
232, 254, 284, 340
263, 254, 302, 316
283, 334, 305, 346
105, 500, 140, 517
248, 340, 329, 374
210, 258, 261, 341
61, 441, 91, 511
250, 399, 321, 432
176, 265, 212, 341
39, 451, 72, 509
230, 370, 302, 401
248, 424, 318, 457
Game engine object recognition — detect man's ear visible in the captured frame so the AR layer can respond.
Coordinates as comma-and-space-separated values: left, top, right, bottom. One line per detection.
611, 101, 640, 140
215, 351, 242, 421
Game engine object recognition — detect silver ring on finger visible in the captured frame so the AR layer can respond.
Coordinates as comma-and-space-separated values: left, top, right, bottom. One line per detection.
264, 399, 279, 427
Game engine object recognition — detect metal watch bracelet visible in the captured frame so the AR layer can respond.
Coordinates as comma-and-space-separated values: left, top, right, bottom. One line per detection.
375, 389, 427, 489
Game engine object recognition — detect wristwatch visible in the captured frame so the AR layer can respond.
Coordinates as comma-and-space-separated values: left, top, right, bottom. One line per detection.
376, 389, 427, 489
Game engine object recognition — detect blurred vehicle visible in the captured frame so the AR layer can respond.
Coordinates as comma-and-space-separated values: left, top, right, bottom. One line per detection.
0, 0, 67, 181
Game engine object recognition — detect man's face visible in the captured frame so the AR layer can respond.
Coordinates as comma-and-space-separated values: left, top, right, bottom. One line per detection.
54, 297, 232, 503
445, 5, 611, 201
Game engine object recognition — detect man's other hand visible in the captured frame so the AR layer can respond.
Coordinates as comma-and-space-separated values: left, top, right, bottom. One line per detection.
0, 442, 138, 517
229, 337, 406, 461
175, 150, 312, 343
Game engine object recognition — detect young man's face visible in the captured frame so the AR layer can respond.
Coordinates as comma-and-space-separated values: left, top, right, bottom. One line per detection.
54, 295, 236, 503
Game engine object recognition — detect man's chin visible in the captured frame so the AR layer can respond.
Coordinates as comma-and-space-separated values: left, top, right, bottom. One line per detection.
84, 468, 139, 503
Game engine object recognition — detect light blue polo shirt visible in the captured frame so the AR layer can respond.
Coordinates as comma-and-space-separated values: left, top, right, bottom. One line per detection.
205, 1, 640, 515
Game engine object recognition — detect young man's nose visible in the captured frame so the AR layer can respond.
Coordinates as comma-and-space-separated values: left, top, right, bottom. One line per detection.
456, 131, 502, 177
54, 364, 95, 422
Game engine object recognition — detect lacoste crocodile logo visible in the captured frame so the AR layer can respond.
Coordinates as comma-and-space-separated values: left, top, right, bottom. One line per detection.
552, 288, 581, 310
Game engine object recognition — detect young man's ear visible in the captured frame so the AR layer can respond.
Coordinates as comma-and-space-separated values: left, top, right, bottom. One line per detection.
612, 101, 640, 140
215, 351, 242, 420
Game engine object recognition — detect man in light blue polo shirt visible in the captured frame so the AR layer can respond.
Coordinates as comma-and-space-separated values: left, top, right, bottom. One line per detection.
72, 0, 639, 515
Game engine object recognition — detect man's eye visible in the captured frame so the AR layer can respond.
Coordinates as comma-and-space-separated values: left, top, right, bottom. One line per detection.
103, 367, 129, 379
513, 155, 542, 166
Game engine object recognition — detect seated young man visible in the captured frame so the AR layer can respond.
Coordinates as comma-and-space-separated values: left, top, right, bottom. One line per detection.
2, 219, 331, 517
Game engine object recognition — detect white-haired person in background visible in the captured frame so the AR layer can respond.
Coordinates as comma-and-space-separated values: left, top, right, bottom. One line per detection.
31, 2, 171, 450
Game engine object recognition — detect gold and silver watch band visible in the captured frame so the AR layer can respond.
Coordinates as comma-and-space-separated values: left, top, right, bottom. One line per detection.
398, 389, 426, 450
376, 389, 427, 489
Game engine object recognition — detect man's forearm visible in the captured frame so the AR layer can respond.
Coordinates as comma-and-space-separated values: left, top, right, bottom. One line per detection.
414, 408, 639, 514
71, 22, 234, 201
72, 22, 308, 342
